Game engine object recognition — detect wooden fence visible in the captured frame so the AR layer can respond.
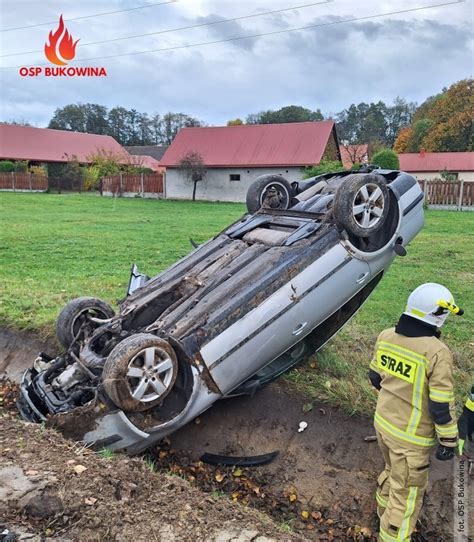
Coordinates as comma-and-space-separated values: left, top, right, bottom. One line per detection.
102, 173, 164, 197
0, 172, 48, 191
418, 179, 473, 209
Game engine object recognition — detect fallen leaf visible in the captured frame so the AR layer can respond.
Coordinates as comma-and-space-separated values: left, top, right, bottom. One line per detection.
25, 470, 39, 476
302, 403, 313, 413
309, 362, 316, 369
289, 493, 297, 502
215, 473, 225, 483
306, 524, 315, 530
326, 518, 334, 525
325, 380, 331, 389
84, 497, 97, 505
44, 528, 54, 536
73, 464, 87, 474
66, 459, 76, 465
301, 510, 310, 519
311, 511, 322, 521
232, 468, 242, 477
360, 527, 372, 537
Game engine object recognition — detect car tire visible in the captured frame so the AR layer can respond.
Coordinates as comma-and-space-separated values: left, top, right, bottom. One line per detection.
102, 333, 178, 412
56, 297, 115, 349
246, 175, 293, 214
332, 173, 390, 237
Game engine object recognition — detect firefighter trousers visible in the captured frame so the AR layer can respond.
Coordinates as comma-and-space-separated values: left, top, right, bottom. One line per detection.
375, 429, 433, 541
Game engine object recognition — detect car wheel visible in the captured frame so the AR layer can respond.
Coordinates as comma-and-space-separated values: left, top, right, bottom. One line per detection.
333, 173, 390, 237
102, 333, 178, 412
56, 297, 115, 349
246, 175, 293, 214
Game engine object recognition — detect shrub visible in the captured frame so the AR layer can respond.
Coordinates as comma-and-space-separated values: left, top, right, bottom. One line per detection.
29, 164, 47, 176
83, 165, 101, 191
303, 159, 344, 178
371, 149, 400, 170
0, 161, 15, 172
13, 160, 29, 172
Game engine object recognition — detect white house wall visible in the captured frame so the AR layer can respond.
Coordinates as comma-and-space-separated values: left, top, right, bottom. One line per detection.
409, 171, 474, 182
165, 167, 305, 202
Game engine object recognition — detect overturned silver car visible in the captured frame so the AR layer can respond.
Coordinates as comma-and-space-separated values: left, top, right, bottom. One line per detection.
18, 167, 424, 453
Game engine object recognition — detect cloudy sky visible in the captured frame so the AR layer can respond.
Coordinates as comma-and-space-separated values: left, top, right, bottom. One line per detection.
0, 0, 472, 127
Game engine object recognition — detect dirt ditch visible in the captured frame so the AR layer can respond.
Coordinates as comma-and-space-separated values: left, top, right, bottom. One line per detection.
0, 328, 456, 541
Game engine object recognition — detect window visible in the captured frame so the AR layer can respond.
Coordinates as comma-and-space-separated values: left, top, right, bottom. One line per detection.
230, 174, 241, 181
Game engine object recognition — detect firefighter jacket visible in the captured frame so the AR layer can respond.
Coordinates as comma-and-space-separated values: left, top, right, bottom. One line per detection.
369, 315, 458, 449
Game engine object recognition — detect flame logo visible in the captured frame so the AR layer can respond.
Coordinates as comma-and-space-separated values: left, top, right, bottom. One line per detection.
44, 15, 79, 66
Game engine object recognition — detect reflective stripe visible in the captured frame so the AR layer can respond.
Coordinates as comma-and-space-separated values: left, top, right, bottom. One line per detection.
435, 422, 458, 437
459, 439, 465, 455
406, 356, 424, 435
376, 491, 388, 508
377, 340, 426, 435
429, 388, 455, 402
410, 308, 425, 318
379, 528, 409, 542
377, 341, 428, 365
466, 398, 474, 412
399, 486, 418, 541
375, 413, 436, 447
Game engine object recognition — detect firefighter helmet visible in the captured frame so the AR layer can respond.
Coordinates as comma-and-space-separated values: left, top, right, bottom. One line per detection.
404, 283, 459, 328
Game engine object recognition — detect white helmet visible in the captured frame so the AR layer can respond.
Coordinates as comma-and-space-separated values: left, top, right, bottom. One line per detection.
404, 283, 461, 328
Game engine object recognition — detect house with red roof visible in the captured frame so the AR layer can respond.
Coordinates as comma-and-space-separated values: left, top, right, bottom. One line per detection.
398, 151, 474, 182
160, 121, 340, 202
0, 124, 162, 172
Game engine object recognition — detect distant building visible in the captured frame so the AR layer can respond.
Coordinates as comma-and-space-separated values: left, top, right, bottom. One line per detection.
339, 144, 369, 169
160, 121, 341, 202
0, 124, 162, 171
398, 151, 474, 181
125, 145, 167, 172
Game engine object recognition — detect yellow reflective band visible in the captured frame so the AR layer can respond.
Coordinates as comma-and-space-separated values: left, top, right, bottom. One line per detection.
400, 487, 418, 541
466, 398, 474, 412
458, 439, 465, 455
406, 355, 424, 435
375, 413, 437, 447
379, 527, 409, 542
429, 388, 455, 402
435, 423, 458, 437
410, 308, 426, 318
377, 341, 428, 365
376, 491, 388, 508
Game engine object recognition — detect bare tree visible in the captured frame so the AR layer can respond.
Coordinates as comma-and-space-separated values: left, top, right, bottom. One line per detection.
177, 151, 206, 201
340, 143, 369, 166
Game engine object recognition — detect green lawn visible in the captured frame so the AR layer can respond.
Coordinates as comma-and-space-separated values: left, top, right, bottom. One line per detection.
1, 193, 472, 415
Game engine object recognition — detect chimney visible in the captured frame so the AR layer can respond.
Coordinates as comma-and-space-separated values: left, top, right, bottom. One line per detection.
420, 148, 425, 157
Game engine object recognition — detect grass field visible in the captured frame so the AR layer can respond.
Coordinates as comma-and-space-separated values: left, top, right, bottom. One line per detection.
1, 192, 472, 415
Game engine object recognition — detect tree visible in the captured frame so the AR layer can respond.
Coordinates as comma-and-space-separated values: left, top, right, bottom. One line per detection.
84, 104, 108, 135
48, 104, 88, 132
392, 79, 473, 152
371, 149, 399, 170
227, 118, 243, 126
108, 107, 129, 145
336, 98, 416, 149
246, 105, 323, 124
385, 97, 417, 147
393, 127, 412, 153
157, 113, 202, 145
177, 151, 206, 201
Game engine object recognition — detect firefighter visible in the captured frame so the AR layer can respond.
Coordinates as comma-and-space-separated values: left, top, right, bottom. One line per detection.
458, 385, 474, 457
368, 283, 463, 541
